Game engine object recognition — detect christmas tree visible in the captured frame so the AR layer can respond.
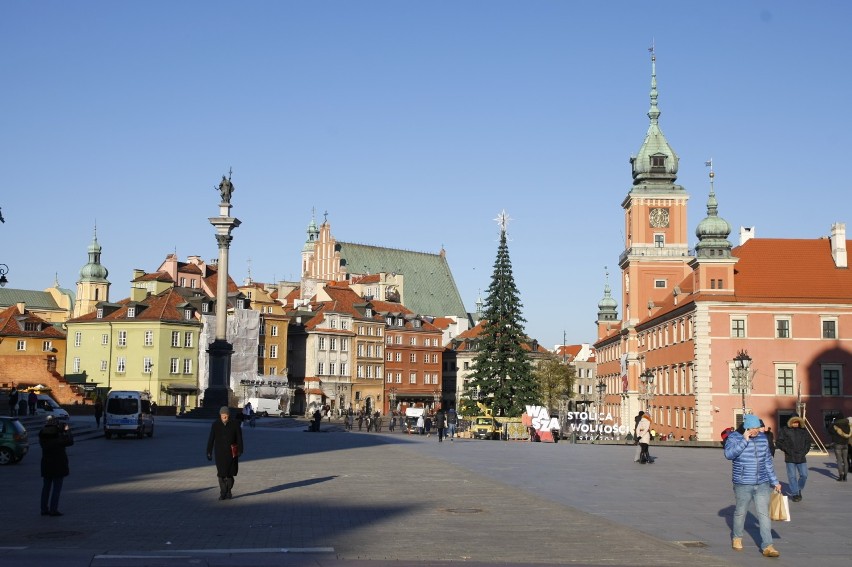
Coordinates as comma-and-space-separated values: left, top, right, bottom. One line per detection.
465, 211, 540, 417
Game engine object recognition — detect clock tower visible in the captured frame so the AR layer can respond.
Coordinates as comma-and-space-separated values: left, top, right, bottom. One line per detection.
619, 48, 692, 327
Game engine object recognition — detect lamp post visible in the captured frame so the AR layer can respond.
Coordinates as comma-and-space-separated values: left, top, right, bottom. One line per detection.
595, 380, 606, 441
639, 369, 655, 412
0, 264, 8, 287
432, 388, 441, 411
388, 387, 397, 415
733, 350, 753, 418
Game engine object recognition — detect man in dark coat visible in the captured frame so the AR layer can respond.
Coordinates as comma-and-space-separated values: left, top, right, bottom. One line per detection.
775, 416, 810, 502
435, 409, 447, 442
40, 415, 74, 516
94, 399, 103, 428
206, 406, 243, 500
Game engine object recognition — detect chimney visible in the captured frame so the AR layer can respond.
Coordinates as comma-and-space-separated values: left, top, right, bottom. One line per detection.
831, 222, 848, 268
16, 302, 26, 315
739, 226, 755, 246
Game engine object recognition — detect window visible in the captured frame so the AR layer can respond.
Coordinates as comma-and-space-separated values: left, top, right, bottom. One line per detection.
184, 359, 192, 374
395, 336, 402, 345
651, 155, 665, 167
170, 358, 179, 374
358, 326, 364, 335
340, 362, 347, 376
73, 357, 81, 373
171, 331, 180, 347
654, 279, 666, 289
99, 360, 107, 372
387, 352, 393, 361
375, 366, 382, 379
270, 345, 278, 359
410, 337, 417, 346
776, 367, 794, 395
776, 318, 791, 339
387, 336, 393, 345
102, 333, 109, 345
341, 319, 349, 330
24, 322, 39, 331
144, 357, 153, 374
184, 308, 192, 320
329, 362, 335, 375
190, 279, 197, 289
269, 367, 276, 375
423, 353, 429, 363
395, 352, 402, 362
433, 354, 439, 364
731, 318, 746, 338
128, 307, 135, 318
319, 336, 326, 350
116, 356, 126, 373
329, 337, 336, 350
366, 365, 373, 378
184, 332, 193, 348
387, 374, 393, 383
118, 330, 127, 347
357, 365, 364, 378
144, 330, 153, 346
202, 303, 210, 313
822, 318, 838, 339
410, 372, 417, 384
258, 345, 265, 357
330, 317, 337, 329
75, 332, 82, 347
42, 341, 53, 352
180, 277, 186, 287
822, 365, 842, 396
367, 345, 374, 358
396, 372, 402, 384
654, 234, 665, 248
96, 308, 103, 319
271, 325, 278, 337
340, 338, 348, 351
410, 353, 416, 363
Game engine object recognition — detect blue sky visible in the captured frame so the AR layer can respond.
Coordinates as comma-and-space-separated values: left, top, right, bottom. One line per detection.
3, 1, 851, 350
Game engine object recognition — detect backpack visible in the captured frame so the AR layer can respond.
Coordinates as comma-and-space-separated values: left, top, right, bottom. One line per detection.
720, 426, 735, 447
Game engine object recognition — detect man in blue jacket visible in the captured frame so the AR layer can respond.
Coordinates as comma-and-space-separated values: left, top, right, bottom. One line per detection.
724, 413, 782, 558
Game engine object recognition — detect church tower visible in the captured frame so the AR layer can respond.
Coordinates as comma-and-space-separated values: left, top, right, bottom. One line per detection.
73, 227, 110, 318
689, 163, 737, 294
596, 269, 619, 341
619, 48, 692, 326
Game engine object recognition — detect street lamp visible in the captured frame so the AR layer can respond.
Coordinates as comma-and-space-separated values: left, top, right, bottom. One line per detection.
432, 388, 440, 411
388, 387, 397, 414
595, 380, 606, 441
0, 264, 8, 287
639, 369, 655, 411
733, 350, 753, 418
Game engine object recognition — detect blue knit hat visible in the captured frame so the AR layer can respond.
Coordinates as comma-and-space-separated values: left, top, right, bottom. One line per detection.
743, 414, 761, 429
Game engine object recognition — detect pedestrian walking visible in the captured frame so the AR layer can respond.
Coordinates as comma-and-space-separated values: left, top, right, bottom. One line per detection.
435, 409, 447, 442
242, 402, 255, 428
416, 414, 425, 435
8, 386, 19, 416
633, 411, 645, 462
829, 415, 850, 481
28, 390, 38, 415
94, 398, 103, 428
635, 412, 653, 464
425, 414, 433, 437
724, 413, 782, 557
39, 415, 74, 516
388, 411, 396, 432
206, 406, 243, 501
357, 412, 364, 431
774, 416, 810, 500
448, 408, 457, 440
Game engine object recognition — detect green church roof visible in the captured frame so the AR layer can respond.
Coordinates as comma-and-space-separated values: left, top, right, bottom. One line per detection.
337, 242, 467, 319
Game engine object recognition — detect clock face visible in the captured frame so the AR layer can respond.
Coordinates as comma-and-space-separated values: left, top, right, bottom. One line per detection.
649, 208, 670, 228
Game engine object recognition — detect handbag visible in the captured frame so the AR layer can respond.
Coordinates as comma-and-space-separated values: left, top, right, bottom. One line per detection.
769, 492, 790, 522
230, 443, 239, 458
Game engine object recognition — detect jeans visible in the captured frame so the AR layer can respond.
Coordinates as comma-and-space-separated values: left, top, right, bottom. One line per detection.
448, 423, 456, 438
834, 445, 848, 476
785, 462, 808, 494
41, 476, 64, 513
732, 482, 773, 550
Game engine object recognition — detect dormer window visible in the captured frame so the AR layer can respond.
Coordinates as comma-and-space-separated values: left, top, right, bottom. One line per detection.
386, 316, 393, 326
202, 303, 209, 313
651, 155, 666, 168
128, 307, 136, 318
184, 308, 193, 320
365, 308, 372, 317
414, 320, 421, 328
96, 308, 103, 319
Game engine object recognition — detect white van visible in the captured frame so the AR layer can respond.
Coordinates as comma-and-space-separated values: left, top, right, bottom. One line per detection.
247, 397, 284, 417
104, 390, 154, 439
30, 394, 70, 423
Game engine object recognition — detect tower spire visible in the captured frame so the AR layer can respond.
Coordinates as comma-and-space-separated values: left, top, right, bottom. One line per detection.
648, 41, 660, 124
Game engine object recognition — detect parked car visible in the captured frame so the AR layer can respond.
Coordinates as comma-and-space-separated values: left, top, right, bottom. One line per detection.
104, 390, 154, 439
0, 416, 29, 465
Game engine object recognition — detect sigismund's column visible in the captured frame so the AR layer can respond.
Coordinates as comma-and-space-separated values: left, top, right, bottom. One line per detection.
205, 173, 241, 409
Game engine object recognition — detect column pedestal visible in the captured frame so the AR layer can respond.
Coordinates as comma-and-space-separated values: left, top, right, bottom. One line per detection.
204, 339, 233, 408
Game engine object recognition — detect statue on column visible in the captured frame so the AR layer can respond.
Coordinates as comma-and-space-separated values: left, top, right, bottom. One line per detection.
217, 173, 234, 204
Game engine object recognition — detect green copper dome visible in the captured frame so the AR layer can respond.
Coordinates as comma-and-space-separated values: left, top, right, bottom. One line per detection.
631, 50, 680, 187
302, 213, 319, 253
597, 272, 618, 322
694, 172, 732, 258
79, 230, 109, 282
